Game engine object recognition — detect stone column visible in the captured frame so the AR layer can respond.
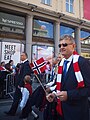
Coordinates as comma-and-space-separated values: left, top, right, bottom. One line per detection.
54, 21, 60, 56
25, 15, 33, 62
75, 27, 81, 54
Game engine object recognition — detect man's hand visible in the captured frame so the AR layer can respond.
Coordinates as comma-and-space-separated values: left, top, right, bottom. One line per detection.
46, 87, 51, 93
46, 93, 56, 102
18, 85, 21, 89
56, 91, 67, 101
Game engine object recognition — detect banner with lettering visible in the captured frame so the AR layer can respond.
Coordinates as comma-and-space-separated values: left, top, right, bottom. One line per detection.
1, 42, 21, 65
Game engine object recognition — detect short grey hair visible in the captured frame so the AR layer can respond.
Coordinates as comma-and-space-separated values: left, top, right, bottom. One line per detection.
60, 35, 75, 44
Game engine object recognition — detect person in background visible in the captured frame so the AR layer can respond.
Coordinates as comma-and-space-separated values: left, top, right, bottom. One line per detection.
19, 75, 39, 120
0, 61, 6, 70
17, 54, 62, 120
45, 61, 51, 83
5, 60, 14, 73
46, 35, 90, 120
14, 63, 21, 88
4, 52, 33, 116
56, 53, 63, 65
45, 57, 60, 92
0, 61, 10, 98
49, 54, 63, 83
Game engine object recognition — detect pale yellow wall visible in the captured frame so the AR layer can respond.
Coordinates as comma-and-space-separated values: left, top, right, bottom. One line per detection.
18, 0, 58, 11
59, 0, 81, 19
80, 0, 84, 19
57, 0, 64, 13
18, 0, 83, 19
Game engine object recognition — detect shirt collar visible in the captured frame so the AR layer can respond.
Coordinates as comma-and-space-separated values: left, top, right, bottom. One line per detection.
64, 55, 73, 62
21, 59, 28, 63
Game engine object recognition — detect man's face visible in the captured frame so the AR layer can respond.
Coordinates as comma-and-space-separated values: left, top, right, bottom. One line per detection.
20, 53, 27, 61
57, 55, 63, 62
59, 39, 75, 59
10, 61, 14, 66
52, 59, 58, 65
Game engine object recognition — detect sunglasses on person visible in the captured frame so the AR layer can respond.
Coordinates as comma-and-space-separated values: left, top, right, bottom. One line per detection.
58, 43, 73, 48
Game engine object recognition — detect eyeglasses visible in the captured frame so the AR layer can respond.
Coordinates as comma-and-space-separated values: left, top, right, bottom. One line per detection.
58, 43, 73, 48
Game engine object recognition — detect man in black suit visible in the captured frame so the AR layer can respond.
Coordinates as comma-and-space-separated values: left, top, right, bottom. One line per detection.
47, 35, 90, 120
5, 52, 32, 116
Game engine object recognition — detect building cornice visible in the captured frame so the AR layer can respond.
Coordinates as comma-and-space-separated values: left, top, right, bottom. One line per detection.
0, 0, 59, 18
0, 0, 90, 29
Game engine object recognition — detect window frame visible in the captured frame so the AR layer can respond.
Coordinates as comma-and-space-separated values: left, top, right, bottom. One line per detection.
33, 19, 54, 39
66, 0, 74, 13
41, 0, 51, 6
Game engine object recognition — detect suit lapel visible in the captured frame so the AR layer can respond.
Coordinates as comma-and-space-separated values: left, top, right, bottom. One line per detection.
61, 61, 73, 88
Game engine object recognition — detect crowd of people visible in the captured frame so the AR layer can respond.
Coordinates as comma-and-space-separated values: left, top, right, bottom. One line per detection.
0, 34, 90, 120
0, 59, 16, 98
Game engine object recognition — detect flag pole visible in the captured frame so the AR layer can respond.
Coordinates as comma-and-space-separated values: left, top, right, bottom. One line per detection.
34, 73, 47, 95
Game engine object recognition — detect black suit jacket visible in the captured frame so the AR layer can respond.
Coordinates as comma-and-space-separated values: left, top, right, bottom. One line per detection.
61, 56, 90, 120
16, 60, 32, 87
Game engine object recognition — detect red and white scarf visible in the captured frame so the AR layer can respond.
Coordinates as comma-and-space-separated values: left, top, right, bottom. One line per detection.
56, 51, 85, 115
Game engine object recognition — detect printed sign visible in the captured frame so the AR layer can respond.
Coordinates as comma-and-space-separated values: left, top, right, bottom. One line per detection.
1, 42, 21, 65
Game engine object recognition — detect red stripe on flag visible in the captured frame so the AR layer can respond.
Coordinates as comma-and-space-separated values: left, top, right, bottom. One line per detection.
39, 65, 46, 73
30, 63, 34, 68
33, 70, 38, 74
36, 57, 44, 64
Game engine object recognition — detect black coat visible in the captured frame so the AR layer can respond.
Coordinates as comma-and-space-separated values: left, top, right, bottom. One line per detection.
15, 60, 32, 87
8, 60, 33, 115
61, 56, 90, 120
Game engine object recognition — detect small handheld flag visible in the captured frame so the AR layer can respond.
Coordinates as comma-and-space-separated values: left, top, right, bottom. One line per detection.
30, 57, 46, 74
30, 57, 47, 94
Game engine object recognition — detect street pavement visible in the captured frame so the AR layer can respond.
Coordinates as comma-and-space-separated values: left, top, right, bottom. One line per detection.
0, 82, 44, 120
0, 101, 43, 120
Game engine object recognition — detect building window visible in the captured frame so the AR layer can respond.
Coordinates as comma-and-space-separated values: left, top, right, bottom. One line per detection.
60, 25, 75, 37
41, 0, 51, 5
32, 45, 54, 64
33, 19, 53, 39
66, 0, 74, 13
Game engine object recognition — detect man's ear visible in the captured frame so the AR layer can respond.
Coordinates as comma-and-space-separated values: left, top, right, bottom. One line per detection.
73, 43, 76, 49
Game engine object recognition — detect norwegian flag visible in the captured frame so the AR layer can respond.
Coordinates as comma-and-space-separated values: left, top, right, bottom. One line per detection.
30, 57, 46, 74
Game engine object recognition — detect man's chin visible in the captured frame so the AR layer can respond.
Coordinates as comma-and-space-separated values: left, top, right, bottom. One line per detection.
61, 52, 65, 56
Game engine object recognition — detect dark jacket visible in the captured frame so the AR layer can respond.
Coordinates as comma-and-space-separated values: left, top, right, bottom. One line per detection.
61, 56, 90, 120
15, 60, 32, 87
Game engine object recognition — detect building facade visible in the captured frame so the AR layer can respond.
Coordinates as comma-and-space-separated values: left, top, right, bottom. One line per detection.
0, 0, 90, 64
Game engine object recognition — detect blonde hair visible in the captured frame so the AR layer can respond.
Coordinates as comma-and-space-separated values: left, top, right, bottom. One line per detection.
57, 53, 63, 61
24, 75, 31, 83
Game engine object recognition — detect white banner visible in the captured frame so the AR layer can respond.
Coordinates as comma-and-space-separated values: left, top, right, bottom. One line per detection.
1, 42, 21, 65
